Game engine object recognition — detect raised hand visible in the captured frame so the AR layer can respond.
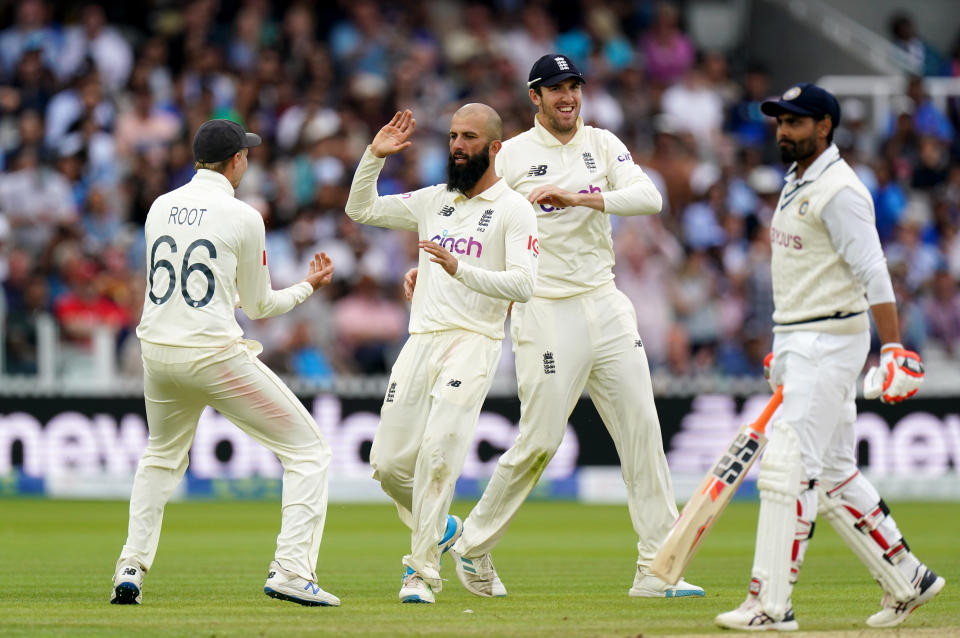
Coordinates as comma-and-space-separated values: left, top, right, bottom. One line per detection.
371, 110, 416, 158
304, 251, 334, 291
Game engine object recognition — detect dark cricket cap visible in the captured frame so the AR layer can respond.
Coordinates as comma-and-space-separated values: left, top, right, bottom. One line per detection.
192, 119, 261, 163
761, 83, 841, 128
527, 54, 585, 89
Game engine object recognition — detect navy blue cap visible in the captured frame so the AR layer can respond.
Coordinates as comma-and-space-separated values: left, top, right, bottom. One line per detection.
528, 54, 585, 89
761, 83, 841, 129
193, 119, 261, 163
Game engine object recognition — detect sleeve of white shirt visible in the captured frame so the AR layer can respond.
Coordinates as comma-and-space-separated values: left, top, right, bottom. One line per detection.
600, 130, 662, 217
821, 187, 896, 305
236, 209, 313, 320
344, 147, 419, 231
452, 201, 538, 302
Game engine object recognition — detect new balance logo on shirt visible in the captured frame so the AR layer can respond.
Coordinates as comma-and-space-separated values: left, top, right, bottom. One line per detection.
438, 205, 455, 217
447, 379, 462, 387
528, 165, 548, 177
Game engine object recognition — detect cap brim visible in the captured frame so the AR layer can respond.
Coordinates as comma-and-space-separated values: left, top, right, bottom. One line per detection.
243, 132, 262, 149
529, 71, 585, 88
760, 100, 817, 118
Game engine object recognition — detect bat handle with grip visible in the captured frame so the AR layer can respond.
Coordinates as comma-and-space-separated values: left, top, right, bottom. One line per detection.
749, 385, 783, 435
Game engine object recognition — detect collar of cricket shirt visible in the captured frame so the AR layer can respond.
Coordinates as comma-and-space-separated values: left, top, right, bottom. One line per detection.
785, 143, 841, 186
533, 114, 585, 147
452, 176, 507, 202
194, 169, 236, 196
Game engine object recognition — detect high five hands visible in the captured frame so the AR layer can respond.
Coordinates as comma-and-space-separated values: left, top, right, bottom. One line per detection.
371, 110, 416, 158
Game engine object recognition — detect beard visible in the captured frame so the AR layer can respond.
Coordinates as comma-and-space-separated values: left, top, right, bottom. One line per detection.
778, 135, 818, 163
447, 144, 491, 194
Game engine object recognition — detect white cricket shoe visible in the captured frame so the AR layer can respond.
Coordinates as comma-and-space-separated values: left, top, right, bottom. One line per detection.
715, 595, 798, 631
110, 563, 144, 605
439, 514, 463, 555
263, 560, 340, 607
449, 549, 507, 597
629, 567, 705, 598
399, 567, 435, 604
866, 567, 945, 628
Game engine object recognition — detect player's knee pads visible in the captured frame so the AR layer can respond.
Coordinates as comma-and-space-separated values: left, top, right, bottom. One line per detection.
753, 421, 804, 620
817, 472, 916, 601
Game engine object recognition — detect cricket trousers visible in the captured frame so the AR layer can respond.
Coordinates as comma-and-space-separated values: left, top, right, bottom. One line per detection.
117, 339, 332, 582
755, 329, 922, 613
370, 329, 501, 586
457, 282, 679, 567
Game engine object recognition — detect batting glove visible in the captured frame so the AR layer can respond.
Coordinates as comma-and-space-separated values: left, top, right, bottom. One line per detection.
763, 351, 777, 393
863, 343, 924, 404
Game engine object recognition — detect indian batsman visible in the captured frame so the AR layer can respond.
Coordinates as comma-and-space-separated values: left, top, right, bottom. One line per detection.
715, 83, 943, 631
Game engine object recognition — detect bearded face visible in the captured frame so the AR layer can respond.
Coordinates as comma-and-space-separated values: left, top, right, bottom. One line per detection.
446, 142, 491, 194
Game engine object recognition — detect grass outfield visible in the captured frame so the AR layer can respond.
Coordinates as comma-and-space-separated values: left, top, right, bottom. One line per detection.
0, 499, 957, 637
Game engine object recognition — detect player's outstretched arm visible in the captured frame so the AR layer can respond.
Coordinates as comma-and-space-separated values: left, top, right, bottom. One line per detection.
370, 109, 416, 158
303, 252, 334, 291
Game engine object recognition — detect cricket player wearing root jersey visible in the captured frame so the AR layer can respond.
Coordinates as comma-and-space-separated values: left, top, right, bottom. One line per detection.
715, 84, 943, 631
345, 106, 538, 604
444, 54, 703, 599
111, 119, 341, 607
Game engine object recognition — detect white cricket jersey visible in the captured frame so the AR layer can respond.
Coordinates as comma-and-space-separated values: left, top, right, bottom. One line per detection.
771, 145, 874, 335
345, 148, 538, 340
137, 170, 312, 347
496, 116, 662, 298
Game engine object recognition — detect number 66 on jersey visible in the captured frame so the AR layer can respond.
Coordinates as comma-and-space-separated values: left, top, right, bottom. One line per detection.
651, 386, 783, 585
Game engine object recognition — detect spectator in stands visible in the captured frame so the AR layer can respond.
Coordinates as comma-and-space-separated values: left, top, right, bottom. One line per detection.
0, 0, 59, 77
60, 3, 134, 92
333, 272, 407, 374
113, 83, 182, 161
638, 2, 695, 88
3, 272, 49, 375
924, 266, 960, 356
889, 12, 948, 77
726, 62, 773, 150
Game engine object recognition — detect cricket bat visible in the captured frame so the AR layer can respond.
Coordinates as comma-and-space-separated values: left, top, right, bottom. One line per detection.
650, 386, 783, 585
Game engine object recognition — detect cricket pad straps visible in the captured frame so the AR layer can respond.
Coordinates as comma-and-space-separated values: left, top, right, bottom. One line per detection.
817, 472, 917, 601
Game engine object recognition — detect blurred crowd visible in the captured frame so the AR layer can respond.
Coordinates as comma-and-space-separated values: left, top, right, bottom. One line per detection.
1, 0, 959, 386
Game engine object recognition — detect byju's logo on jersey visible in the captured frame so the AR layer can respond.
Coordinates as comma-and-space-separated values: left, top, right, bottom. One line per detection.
528, 165, 548, 177
582, 152, 597, 173
477, 209, 493, 232
438, 205, 455, 217
430, 230, 484, 257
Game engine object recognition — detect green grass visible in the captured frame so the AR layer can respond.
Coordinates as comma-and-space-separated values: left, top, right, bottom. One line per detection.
0, 499, 957, 637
